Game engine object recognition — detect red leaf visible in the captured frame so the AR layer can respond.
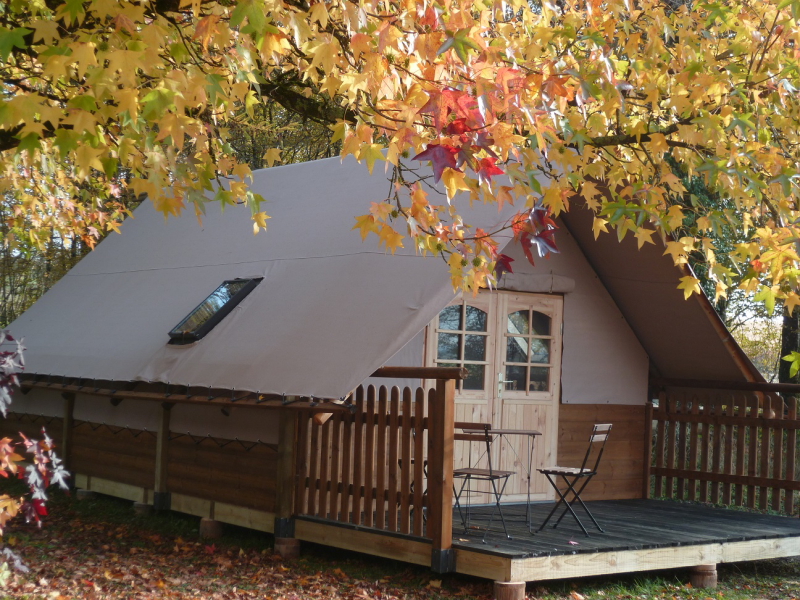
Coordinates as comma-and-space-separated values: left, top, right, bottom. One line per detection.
446, 118, 469, 135
33, 499, 47, 516
476, 157, 504, 183
412, 144, 460, 182
494, 253, 514, 279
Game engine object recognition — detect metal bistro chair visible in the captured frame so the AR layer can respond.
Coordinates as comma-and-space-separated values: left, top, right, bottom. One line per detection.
453, 423, 515, 542
537, 423, 612, 537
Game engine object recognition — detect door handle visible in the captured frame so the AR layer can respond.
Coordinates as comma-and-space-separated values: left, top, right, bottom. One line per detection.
497, 373, 514, 397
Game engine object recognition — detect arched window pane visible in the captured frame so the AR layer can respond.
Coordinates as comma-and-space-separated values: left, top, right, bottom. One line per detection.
507, 310, 529, 334
439, 305, 462, 330
465, 306, 487, 331
530, 311, 551, 336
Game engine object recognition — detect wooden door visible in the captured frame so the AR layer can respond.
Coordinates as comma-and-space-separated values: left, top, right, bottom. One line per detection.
426, 291, 562, 502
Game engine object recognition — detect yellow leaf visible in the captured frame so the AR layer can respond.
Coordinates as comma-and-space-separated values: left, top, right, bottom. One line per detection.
634, 228, 655, 249
263, 148, 282, 167
592, 217, 608, 239
648, 133, 669, 156
666, 205, 685, 230
378, 224, 404, 254
360, 143, 384, 174
309, 2, 329, 28
678, 275, 701, 300
663, 240, 689, 265
352, 214, 378, 240
74, 144, 105, 180
442, 169, 469, 200
786, 293, 800, 316
252, 211, 270, 234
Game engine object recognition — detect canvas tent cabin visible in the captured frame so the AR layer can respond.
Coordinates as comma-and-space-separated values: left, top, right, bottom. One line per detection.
4, 156, 800, 594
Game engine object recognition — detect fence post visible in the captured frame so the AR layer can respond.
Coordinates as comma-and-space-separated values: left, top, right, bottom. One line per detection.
275, 409, 298, 536
643, 401, 653, 499
60, 392, 75, 475
153, 402, 172, 510
428, 378, 455, 573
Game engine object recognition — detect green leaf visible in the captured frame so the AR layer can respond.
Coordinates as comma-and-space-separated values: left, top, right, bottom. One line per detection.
0, 27, 31, 61
141, 88, 176, 120
437, 28, 479, 65
68, 95, 99, 112
16, 133, 41, 155
783, 351, 800, 379
754, 285, 776, 315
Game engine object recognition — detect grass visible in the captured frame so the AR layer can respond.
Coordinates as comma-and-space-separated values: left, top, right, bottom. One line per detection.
1, 485, 799, 599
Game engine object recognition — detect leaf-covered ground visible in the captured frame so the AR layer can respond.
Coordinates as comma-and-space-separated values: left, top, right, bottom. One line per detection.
2, 489, 800, 600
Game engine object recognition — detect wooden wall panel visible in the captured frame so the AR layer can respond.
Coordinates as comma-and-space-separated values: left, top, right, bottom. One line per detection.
166, 437, 278, 512
557, 404, 646, 500
0, 412, 64, 448
71, 423, 156, 488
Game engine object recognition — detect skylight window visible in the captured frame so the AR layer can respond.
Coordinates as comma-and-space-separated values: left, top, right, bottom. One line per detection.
168, 278, 262, 345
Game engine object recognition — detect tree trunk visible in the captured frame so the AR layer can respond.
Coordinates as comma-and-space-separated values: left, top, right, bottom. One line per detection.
779, 304, 800, 383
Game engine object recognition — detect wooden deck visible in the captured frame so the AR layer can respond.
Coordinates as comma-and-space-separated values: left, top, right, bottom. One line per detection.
296, 499, 800, 583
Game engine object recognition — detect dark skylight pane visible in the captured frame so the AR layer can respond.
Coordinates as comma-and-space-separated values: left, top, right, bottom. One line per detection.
169, 278, 262, 344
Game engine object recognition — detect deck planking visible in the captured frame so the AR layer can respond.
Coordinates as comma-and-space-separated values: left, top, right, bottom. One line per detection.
450, 499, 800, 558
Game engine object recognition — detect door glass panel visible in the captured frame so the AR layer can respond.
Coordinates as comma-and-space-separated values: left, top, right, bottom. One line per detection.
438, 333, 461, 359
507, 310, 529, 334
439, 305, 462, 330
529, 367, 549, 392
464, 334, 486, 361
506, 336, 528, 363
505, 365, 526, 391
529, 339, 550, 363
465, 306, 487, 331
530, 311, 551, 335
463, 364, 485, 390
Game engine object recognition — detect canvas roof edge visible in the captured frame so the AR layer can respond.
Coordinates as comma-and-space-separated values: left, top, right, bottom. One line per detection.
674, 260, 763, 383
17, 366, 466, 410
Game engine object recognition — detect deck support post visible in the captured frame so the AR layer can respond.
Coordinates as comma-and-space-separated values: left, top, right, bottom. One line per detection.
153, 402, 172, 511
689, 564, 717, 588
275, 409, 299, 559
199, 517, 223, 539
493, 581, 525, 600
61, 392, 75, 475
428, 378, 456, 573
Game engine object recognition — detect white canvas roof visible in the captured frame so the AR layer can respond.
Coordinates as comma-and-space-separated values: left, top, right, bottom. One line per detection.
9, 158, 515, 399
8, 157, 758, 401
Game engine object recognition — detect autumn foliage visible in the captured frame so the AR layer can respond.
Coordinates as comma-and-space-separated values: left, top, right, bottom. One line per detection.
2, 0, 800, 301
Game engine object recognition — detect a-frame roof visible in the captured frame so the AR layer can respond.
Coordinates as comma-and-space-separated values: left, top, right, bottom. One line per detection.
7, 158, 759, 399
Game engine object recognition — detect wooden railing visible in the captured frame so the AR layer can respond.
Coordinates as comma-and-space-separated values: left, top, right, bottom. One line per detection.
648, 379, 800, 515
294, 368, 459, 556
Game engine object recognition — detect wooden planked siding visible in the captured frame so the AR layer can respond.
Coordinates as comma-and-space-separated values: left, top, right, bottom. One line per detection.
71, 422, 156, 488
166, 436, 278, 512
0, 412, 64, 448
557, 404, 646, 501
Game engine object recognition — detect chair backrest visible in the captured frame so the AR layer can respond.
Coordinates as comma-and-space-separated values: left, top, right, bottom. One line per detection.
578, 423, 612, 474
454, 422, 495, 473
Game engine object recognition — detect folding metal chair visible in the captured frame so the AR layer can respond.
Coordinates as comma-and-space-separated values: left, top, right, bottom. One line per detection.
537, 423, 612, 536
453, 423, 515, 542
